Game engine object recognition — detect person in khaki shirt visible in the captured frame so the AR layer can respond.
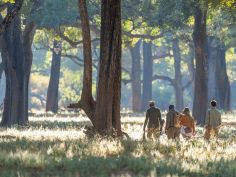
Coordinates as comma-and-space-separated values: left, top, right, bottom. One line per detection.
143, 101, 163, 140
165, 105, 180, 140
204, 100, 222, 140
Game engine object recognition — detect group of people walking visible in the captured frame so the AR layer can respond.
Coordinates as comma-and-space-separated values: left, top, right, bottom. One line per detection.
143, 100, 222, 140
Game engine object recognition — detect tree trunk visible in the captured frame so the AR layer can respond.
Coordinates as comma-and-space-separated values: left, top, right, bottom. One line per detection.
172, 39, 184, 111
130, 40, 141, 112
68, 0, 96, 124
77, 0, 95, 122
95, 0, 121, 134
23, 22, 36, 121
187, 44, 195, 89
46, 40, 62, 113
217, 47, 231, 110
141, 41, 153, 111
192, 6, 208, 125
1, 14, 28, 126
207, 37, 231, 110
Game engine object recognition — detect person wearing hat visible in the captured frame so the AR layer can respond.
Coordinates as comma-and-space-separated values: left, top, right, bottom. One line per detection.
179, 107, 196, 139
143, 101, 163, 140
165, 105, 181, 139
204, 100, 222, 140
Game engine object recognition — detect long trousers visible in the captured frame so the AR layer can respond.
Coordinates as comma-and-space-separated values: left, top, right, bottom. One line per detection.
204, 127, 219, 140
147, 128, 161, 140
166, 127, 180, 139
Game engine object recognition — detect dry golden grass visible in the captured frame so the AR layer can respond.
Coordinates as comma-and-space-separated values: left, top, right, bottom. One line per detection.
0, 112, 236, 177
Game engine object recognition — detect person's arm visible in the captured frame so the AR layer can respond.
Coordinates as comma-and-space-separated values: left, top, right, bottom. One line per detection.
192, 118, 195, 134
165, 113, 170, 132
219, 112, 222, 126
205, 110, 209, 127
143, 111, 149, 132
158, 109, 162, 124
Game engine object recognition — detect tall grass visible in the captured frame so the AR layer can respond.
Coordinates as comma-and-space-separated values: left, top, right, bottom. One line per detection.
0, 112, 235, 177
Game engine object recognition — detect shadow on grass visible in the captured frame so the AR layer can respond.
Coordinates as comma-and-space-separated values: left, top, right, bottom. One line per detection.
156, 158, 236, 177
29, 120, 92, 130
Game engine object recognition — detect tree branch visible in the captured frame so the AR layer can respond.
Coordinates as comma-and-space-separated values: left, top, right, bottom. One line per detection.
61, 54, 98, 69
152, 74, 174, 85
55, 27, 99, 47
0, 0, 24, 35
152, 53, 172, 60
0, 3, 9, 12
123, 31, 163, 40
182, 79, 194, 90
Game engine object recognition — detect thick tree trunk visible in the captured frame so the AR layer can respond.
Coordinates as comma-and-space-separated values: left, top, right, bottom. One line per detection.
141, 41, 153, 111
46, 40, 62, 113
1, 14, 28, 126
192, 6, 208, 125
95, 0, 121, 134
207, 37, 231, 110
130, 40, 141, 112
172, 39, 184, 111
217, 48, 231, 110
23, 22, 36, 121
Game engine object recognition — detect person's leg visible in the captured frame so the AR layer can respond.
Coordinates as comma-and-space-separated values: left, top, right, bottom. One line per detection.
147, 128, 154, 139
214, 128, 219, 138
167, 128, 174, 139
204, 128, 211, 140
174, 128, 181, 140
154, 128, 161, 139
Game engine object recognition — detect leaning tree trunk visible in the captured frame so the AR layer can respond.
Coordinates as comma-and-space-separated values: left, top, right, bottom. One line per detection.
141, 41, 153, 111
1, 14, 28, 126
208, 37, 230, 110
130, 40, 142, 112
67, 0, 96, 124
46, 40, 62, 113
95, 0, 121, 134
172, 39, 184, 111
192, 6, 208, 125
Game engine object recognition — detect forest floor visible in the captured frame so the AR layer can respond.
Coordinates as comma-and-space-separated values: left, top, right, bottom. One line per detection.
0, 111, 236, 177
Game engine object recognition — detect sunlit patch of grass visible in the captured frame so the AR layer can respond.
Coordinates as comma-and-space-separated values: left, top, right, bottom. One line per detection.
0, 112, 236, 176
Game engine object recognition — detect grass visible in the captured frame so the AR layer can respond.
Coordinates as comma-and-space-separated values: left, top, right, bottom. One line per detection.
0, 112, 236, 177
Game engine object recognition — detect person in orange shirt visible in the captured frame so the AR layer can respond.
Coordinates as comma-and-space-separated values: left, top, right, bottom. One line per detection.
179, 107, 196, 139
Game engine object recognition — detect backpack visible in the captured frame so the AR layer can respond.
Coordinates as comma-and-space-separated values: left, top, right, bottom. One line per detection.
173, 113, 181, 128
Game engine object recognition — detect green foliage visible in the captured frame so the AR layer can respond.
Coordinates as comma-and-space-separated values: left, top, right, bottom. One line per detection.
59, 68, 82, 105
30, 0, 78, 28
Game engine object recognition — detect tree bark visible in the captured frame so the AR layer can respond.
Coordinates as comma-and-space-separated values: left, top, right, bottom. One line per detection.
46, 40, 62, 113
23, 22, 36, 121
130, 40, 141, 112
141, 41, 153, 111
69, 0, 122, 135
95, 0, 121, 134
172, 39, 184, 111
192, 6, 208, 125
207, 37, 231, 110
68, 0, 96, 125
77, 0, 96, 122
0, 2, 36, 127
1, 13, 27, 126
